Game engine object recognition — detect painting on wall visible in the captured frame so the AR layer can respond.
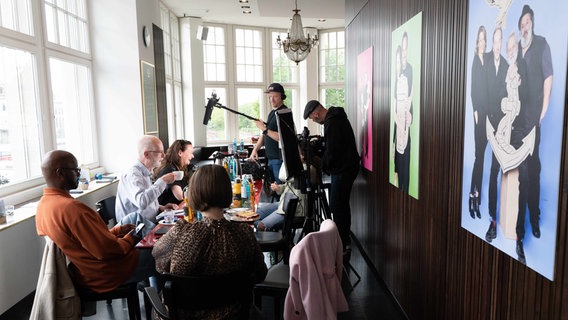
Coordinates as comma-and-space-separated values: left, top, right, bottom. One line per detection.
389, 12, 422, 199
358, 46, 373, 171
461, 0, 568, 280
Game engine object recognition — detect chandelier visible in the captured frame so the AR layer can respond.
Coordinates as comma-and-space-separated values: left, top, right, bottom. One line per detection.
276, 0, 319, 65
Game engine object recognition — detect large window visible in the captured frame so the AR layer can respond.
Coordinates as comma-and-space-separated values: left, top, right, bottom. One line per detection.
160, 4, 183, 141
0, 0, 96, 195
0, 0, 34, 35
319, 30, 345, 109
234, 28, 263, 83
204, 26, 226, 82
44, 0, 90, 53
0, 46, 42, 187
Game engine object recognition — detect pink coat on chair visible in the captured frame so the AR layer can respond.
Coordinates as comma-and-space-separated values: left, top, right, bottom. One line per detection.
284, 219, 349, 319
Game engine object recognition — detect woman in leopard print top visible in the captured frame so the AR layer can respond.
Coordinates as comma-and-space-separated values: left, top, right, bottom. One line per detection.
152, 164, 267, 319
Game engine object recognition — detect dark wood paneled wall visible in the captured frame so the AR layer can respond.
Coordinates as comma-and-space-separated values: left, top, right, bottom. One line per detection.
345, 0, 568, 318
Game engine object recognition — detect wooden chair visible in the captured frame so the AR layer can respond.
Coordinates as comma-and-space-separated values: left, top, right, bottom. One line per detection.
254, 193, 299, 264
144, 272, 254, 320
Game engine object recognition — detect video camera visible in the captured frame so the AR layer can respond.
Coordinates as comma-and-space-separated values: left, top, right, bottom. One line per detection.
298, 127, 325, 158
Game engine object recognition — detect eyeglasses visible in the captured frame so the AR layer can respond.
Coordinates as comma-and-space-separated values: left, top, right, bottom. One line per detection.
148, 150, 165, 155
59, 167, 81, 174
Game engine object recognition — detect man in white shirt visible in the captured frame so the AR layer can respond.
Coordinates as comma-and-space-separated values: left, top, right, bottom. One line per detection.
115, 135, 178, 225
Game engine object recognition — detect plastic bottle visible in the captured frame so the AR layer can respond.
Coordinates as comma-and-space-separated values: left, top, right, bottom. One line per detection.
233, 138, 238, 154
240, 139, 245, 151
232, 178, 242, 208
249, 179, 256, 212
241, 179, 249, 208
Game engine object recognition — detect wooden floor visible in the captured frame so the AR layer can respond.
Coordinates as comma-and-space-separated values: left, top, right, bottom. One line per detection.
0, 242, 406, 320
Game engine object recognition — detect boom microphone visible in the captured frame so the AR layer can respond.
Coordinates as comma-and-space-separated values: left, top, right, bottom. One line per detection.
203, 92, 219, 125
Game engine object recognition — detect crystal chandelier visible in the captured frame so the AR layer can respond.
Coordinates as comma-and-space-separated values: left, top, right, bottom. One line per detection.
276, 0, 319, 65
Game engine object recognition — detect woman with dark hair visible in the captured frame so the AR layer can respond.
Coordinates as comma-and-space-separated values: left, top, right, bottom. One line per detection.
152, 164, 267, 319
468, 25, 488, 219
154, 139, 194, 206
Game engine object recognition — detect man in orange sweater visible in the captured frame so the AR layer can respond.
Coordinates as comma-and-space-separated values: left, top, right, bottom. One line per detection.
36, 150, 155, 293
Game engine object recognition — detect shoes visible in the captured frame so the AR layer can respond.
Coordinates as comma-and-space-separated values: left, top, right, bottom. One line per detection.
468, 194, 475, 219
474, 194, 481, 219
516, 240, 526, 265
532, 224, 541, 238
485, 221, 497, 242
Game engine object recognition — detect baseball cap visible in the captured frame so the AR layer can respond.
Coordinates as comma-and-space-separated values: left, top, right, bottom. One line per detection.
303, 100, 320, 119
265, 83, 285, 94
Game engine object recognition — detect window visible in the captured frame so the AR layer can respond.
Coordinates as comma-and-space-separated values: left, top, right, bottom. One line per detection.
204, 26, 226, 82
234, 28, 263, 82
0, 0, 34, 35
0, 0, 96, 196
160, 4, 184, 141
0, 46, 42, 187
236, 88, 261, 141
271, 31, 298, 83
319, 30, 345, 108
49, 57, 95, 164
204, 87, 227, 142
44, 0, 90, 53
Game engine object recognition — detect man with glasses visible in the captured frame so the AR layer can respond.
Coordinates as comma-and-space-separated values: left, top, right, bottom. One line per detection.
115, 135, 178, 225
36, 150, 156, 294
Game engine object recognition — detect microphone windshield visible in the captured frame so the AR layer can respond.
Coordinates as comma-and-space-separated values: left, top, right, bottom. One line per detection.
203, 92, 219, 125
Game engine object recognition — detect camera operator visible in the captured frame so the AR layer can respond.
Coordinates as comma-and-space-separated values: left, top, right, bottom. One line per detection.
303, 100, 360, 256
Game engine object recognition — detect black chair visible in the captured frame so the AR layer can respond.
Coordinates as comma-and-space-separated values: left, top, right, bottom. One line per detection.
254, 193, 299, 264
75, 282, 142, 320
144, 272, 254, 320
66, 262, 142, 320
253, 193, 298, 320
96, 195, 116, 227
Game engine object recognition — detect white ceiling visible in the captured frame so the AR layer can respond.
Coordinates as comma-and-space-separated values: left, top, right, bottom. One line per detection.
161, 0, 345, 29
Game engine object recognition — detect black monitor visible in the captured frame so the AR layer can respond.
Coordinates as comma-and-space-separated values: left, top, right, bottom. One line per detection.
276, 108, 303, 181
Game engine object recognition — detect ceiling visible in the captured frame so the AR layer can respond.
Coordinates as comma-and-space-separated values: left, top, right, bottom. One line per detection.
161, 0, 345, 30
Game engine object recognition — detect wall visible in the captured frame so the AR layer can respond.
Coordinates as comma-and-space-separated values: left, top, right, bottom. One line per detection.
89, 0, 161, 174
345, 0, 568, 318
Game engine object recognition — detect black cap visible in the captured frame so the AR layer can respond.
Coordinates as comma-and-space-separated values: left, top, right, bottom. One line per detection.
265, 83, 285, 94
518, 5, 533, 30
303, 100, 320, 119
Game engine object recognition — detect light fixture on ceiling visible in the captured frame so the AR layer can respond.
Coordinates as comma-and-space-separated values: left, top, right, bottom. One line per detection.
276, 0, 318, 65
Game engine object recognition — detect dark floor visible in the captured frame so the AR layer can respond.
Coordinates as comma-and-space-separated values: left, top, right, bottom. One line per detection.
0, 242, 406, 320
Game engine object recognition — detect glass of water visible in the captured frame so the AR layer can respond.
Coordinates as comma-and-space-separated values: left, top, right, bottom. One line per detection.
6, 205, 14, 216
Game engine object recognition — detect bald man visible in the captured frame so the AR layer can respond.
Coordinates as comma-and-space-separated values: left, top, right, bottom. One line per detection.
36, 150, 155, 293
115, 135, 178, 224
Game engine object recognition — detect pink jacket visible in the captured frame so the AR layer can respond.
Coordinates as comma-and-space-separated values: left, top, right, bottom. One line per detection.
284, 219, 349, 319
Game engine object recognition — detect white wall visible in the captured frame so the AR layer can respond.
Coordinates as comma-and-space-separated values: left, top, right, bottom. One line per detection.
89, 0, 161, 174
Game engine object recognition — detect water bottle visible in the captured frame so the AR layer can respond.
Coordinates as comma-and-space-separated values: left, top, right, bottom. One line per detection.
233, 138, 238, 154
240, 139, 245, 151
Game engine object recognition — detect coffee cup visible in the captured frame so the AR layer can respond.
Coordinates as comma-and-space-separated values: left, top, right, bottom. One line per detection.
173, 171, 184, 181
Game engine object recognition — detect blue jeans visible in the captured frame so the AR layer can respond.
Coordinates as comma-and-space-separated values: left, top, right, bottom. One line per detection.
268, 159, 283, 184
254, 202, 284, 230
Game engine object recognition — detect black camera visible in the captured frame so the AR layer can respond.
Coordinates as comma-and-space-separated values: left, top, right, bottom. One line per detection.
298, 127, 325, 158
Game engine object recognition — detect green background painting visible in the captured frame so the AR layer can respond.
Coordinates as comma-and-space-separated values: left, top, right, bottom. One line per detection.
389, 12, 422, 199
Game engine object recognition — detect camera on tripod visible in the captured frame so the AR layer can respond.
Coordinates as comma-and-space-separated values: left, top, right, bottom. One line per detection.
298, 127, 325, 159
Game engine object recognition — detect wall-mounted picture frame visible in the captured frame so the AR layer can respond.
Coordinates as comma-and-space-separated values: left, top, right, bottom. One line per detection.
141, 60, 158, 134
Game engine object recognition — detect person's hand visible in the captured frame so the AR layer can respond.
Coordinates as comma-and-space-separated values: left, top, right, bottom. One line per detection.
249, 149, 258, 161
161, 172, 176, 184
112, 224, 135, 237
162, 203, 179, 211
270, 182, 279, 192
254, 119, 266, 131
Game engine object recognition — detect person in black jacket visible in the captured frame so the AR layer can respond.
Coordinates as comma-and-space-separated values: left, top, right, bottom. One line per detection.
304, 100, 360, 253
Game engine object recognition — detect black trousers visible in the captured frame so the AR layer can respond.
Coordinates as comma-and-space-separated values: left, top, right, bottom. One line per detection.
470, 116, 487, 198
516, 128, 541, 240
329, 165, 359, 248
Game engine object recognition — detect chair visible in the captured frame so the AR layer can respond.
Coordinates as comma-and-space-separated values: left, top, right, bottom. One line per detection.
96, 195, 116, 227
254, 193, 299, 264
74, 281, 142, 320
144, 272, 254, 320
283, 219, 349, 319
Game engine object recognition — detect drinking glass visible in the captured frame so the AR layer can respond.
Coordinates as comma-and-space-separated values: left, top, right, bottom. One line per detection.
6, 205, 14, 216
